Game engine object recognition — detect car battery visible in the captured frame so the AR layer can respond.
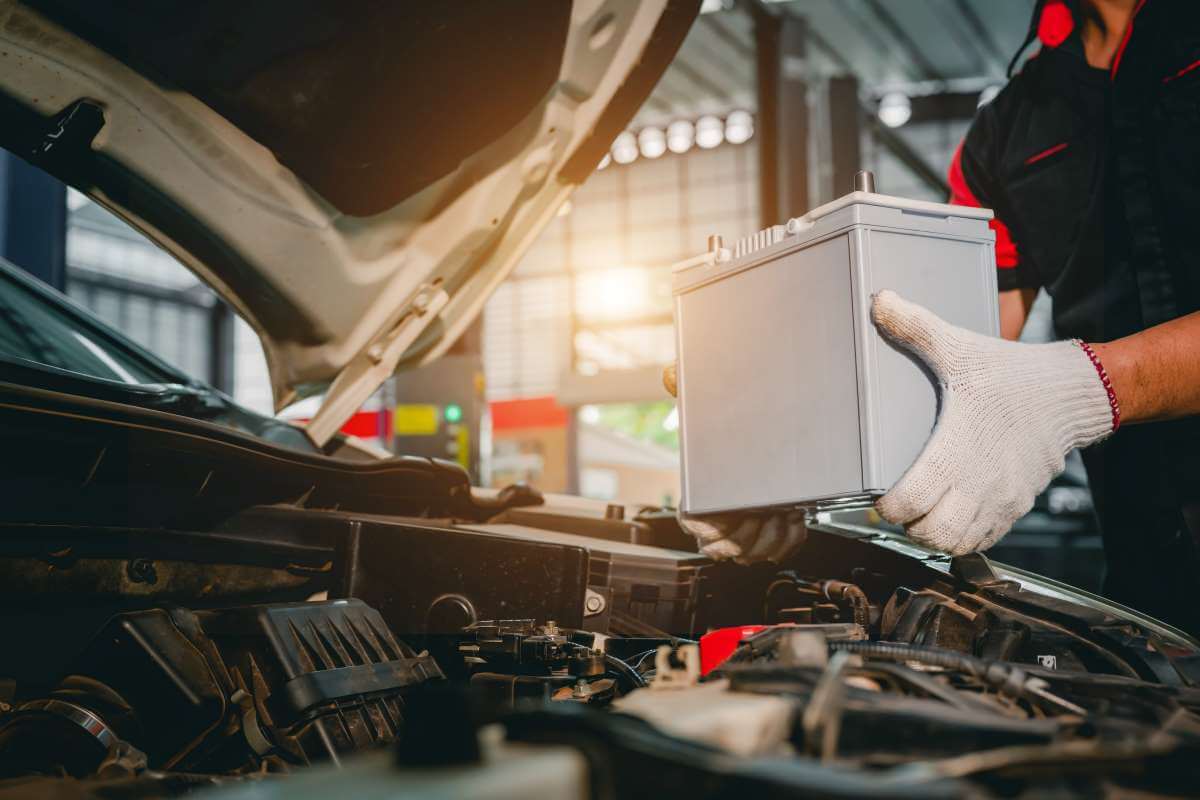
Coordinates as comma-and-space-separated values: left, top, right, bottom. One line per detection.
672, 176, 999, 515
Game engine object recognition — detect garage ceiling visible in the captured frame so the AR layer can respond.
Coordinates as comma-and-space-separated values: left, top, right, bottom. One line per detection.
634, 0, 1037, 127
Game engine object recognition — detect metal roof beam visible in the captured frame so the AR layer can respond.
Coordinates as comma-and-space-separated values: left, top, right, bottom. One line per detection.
698, 11, 755, 59
868, 118, 950, 197
668, 56, 737, 103
951, 0, 1012, 77
861, 0, 945, 81
742, 0, 952, 201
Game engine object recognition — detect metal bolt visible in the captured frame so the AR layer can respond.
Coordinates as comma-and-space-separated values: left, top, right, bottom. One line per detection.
707, 235, 723, 252
584, 589, 607, 616
853, 170, 876, 193
126, 559, 157, 585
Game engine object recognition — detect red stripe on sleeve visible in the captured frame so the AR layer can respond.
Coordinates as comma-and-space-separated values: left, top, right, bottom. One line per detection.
1164, 58, 1200, 83
948, 142, 1019, 268
1023, 142, 1069, 165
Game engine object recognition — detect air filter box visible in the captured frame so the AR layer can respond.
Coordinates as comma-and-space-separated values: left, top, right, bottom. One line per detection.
44, 600, 442, 771
672, 186, 999, 515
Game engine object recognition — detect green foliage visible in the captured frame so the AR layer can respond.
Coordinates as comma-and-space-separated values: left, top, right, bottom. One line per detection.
593, 401, 679, 450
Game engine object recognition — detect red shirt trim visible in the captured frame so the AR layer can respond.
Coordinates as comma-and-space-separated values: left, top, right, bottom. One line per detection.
1110, 0, 1148, 79
948, 142, 1019, 269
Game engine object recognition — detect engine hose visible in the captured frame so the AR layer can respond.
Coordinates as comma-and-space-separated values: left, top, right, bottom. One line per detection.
819, 581, 870, 628
828, 641, 1029, 698
604, 653, 648, 691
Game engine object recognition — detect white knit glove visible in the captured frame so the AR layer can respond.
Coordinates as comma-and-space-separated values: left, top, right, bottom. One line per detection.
679, 510, 808, 564
871, 290, 1115, 555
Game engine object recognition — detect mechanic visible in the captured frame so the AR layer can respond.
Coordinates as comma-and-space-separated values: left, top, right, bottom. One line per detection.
684, 0, 1200, 638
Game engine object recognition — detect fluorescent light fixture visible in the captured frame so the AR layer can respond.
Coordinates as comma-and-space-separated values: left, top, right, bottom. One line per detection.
612, 131, 638, 164
638, 126, 667, 159
877, 92, 912, 128
695, 115, 724, 149
667, 119, 694, 154
724, 110, 754, 144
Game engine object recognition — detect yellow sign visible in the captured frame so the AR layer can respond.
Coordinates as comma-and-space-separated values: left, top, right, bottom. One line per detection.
394, 404, 439, 436
455, 425, 470, 470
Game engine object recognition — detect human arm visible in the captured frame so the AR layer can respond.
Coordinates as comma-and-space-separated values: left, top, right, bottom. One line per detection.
999, 287, 1037, 341
1093, 310, 1200, 423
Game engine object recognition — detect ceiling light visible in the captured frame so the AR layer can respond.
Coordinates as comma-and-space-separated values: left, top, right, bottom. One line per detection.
724, 110, 754, 144
576, 268, 651, 320
695, 115, 724, 149
877, 92, 912, 128
611, 131, 638, 164
666, 120, 694, 154
638, 126, 667, 159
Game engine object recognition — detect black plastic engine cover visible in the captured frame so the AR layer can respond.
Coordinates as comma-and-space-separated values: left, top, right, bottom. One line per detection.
57, 599, 442, 771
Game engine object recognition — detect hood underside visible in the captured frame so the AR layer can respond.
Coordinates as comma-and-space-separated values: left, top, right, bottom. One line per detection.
0, 0, 697, 442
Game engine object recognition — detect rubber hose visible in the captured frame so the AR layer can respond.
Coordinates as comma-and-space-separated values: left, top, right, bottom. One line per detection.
605, 653, 648, 691
828, 641, 1028, 697
820, 581, 870, 628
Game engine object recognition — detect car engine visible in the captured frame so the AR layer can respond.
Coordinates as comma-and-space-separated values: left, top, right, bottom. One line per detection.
2, 498, 1199, 799
2, 396, 1199, 798
0, 600, 441, 782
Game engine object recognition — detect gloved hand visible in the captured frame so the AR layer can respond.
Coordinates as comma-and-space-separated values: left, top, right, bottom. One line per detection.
663, 361, 808, 563
678, 510, 808, 564
870, 290, 1115, 555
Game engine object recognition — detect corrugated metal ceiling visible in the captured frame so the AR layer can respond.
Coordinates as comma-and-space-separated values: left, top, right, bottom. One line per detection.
635, 0, 1037, 127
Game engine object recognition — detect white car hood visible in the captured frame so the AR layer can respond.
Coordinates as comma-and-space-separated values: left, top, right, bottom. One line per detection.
0, 0, 697, 444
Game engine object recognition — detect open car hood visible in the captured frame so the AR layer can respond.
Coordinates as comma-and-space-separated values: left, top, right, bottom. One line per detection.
0, 0, 697, 443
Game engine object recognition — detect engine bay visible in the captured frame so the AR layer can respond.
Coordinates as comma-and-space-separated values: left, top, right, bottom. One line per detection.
2, 497, 1199, 799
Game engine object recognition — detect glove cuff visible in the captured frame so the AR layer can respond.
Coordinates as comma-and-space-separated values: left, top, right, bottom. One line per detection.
1074, 340, 1121, 432
1051, 339, 1118, 451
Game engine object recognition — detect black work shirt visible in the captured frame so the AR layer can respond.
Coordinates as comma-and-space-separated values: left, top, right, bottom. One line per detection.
951, 0, 1200, 632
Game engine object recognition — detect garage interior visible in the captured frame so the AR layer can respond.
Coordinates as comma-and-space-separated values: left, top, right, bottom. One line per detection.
0, 0, 1100, 590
